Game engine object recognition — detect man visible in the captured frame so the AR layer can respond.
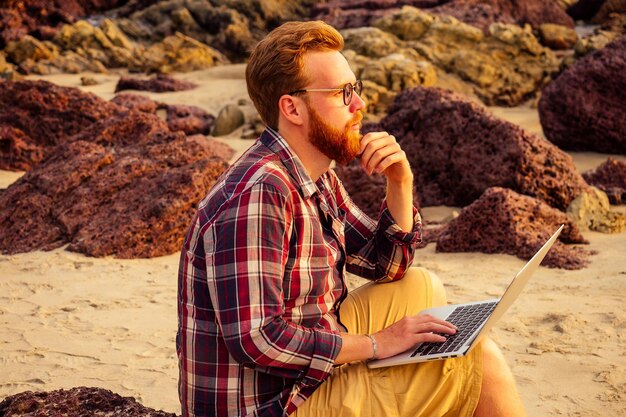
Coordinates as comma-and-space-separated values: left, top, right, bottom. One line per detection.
177, 21, 526, 417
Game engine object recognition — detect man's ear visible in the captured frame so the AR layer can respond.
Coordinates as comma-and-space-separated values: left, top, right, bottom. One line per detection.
278, 95, 305, 126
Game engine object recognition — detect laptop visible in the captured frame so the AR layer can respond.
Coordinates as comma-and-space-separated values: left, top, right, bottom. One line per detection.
367, 224, 564, 369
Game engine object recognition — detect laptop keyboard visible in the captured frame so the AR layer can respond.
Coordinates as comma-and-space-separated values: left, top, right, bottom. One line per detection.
411, 301, 498, 357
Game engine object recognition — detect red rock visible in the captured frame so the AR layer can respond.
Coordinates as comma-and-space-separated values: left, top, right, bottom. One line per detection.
0, 81, 233, 258
111, 93, 159, 113
376, 87, 588, 210
0, 386, 178, 416
115, 74, 198, 93
0, 80, 122, 170
538, 36, 626, 154
437, 187, 591, 269
582, 158, 626, 204
164, 104, 214, 136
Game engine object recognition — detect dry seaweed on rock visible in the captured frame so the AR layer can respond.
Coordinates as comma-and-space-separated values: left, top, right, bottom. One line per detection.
376, 86, 588, 210
582, 158, 626, 205
539, 36, 626, 154
115, 74, 198, 93
436, 187, 592, 269
0, 386, 179, 417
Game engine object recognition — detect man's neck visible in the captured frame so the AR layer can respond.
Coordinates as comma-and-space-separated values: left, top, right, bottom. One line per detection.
276, 125, 331, 182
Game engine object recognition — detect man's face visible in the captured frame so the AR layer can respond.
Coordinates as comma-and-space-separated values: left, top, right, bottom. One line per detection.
300, 50, 366, 165
307, 102, 362, 166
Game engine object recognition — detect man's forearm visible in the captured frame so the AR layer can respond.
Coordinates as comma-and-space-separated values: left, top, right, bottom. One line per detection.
385, 177, 414, 232
335, 332, 375, 364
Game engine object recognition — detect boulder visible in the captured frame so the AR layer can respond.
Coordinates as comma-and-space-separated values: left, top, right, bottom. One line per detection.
0, 111, 231, 258
367, 7, 561, 106
539, 36, 626, 153
567, 187, 626, 233
0, 80, 122, 171
165, 104, 215, 136
115, 74, 198, 93
212, 104, 245, 136
567, 0, 626, 24
111, 93, 160, 113
437, 187, 591, 269
375, 87, 588, 210
0, 386, 177, 416
582, 158, 626, 205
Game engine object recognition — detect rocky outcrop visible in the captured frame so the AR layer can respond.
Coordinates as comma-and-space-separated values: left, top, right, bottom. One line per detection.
0, 81, 233, 258
333, 162, 421, 219
539, 36, 626, 154
311, 0, 574, 32
374, 87, 588, 209
567, 0, 626, 24
0, 386, 178, 416
437, 187, 591, 269
115, 74, 197, 93
582, 158, 626, 205
3, 19, 228, 75
347, 7, 561, 107
538, 23, 578, 49
0, 80, 123, 171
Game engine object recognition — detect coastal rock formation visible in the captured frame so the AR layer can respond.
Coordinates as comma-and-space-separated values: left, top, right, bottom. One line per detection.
582, 158, 626, 205
538, 23, 578, 49
567, 0, 626, 24
115, 74, 198, 93
375, 87, 588, 209
539, 36, 626, 154
0, 386, 178, 417
0, 80, 122, 171
3, 19, 228, 74
0, 81, 233, 258
111, 92, 159, 113
165, 105, 215, 136
333, 162, 421, 219
311, 0, 574, 31
351, 7, 561, 106
437, 187, 590, 269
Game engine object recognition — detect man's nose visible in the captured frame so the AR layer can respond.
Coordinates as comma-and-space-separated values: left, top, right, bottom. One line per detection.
350, 91, 366, 112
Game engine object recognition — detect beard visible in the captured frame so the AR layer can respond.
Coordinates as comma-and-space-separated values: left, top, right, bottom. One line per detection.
307, 104, 363, 166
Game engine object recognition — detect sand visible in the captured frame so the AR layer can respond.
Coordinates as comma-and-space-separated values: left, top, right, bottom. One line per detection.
1, 66, 625, 416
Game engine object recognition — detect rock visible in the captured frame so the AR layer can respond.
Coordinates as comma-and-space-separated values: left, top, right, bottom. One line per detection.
367, 7, 561, 106
538, 23, 578, 49
341, 27, 402, 58
115, 74, 198, 93
80, 76, 99, 86
582, 158, 626, 205
573, 13, 626, 56
0, 386, 178, 416
437, 187, 591, 270
0, 111, 232, 258
567, 0, 626, 24
212, 104, 245, 136
333, 162, 421, 219
567, 187, 626, 233
538, 36, 626, 154
165, 104, 215, 136
4, 35, 56, 63
111, 93, 160, 113
375, 87, 588, 210
0, 80, 122, 171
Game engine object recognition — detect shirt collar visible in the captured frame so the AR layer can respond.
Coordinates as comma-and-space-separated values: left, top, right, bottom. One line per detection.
260, 127, 319, 199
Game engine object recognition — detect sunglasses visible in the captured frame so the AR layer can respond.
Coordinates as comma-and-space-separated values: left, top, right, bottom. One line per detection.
288, 80, 363, 106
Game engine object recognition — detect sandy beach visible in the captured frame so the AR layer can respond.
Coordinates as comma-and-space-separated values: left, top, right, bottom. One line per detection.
1, 66, 625, 416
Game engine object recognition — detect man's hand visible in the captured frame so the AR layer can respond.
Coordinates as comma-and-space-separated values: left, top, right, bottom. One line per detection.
359, 131, 414, 231
359, 131, 413, 184
373, 315, 457, 359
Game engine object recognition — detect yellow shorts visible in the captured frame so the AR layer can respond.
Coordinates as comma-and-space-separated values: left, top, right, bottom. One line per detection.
292, 267, 483, 417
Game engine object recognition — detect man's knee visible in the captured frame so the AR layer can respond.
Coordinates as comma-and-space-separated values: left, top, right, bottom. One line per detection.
402, 267, 448, 307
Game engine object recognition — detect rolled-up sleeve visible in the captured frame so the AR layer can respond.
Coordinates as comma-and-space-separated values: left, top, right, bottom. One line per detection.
205, 182, 341, 384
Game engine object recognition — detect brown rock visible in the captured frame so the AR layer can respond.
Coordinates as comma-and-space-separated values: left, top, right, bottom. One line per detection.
538, 23, 579, 49
437, 187, 591, 269
567, 187, 626, 233
539, 36, 626, 153
111, 92, 159, 113
0, 80, 122, 170
0, 386, 178, 416
582, 158, 626, 204
165, 104, 215, 136
115, 74, 198, 93
376, 87, 588, 210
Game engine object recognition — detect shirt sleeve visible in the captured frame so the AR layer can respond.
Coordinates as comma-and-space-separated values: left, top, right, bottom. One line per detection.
204, 181, 342, 385
330, 172, 422, 282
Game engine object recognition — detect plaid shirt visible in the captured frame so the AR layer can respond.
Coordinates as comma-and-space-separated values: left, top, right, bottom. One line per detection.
177, 127, 422, 417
